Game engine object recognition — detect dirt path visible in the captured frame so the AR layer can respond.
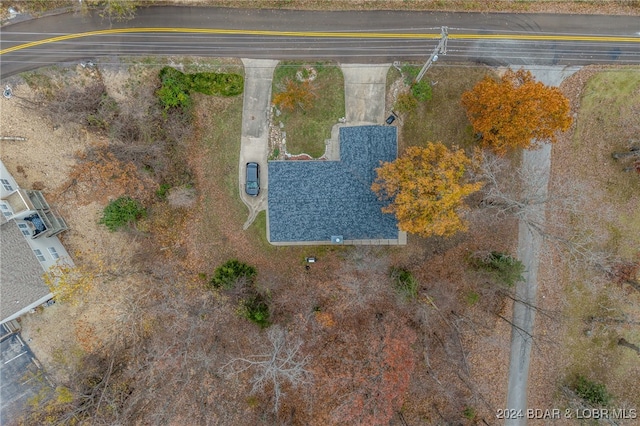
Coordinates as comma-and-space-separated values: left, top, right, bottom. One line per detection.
505, 65, 580, 426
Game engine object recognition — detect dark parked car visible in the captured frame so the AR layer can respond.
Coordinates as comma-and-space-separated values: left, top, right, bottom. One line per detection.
245, 162, 260, 196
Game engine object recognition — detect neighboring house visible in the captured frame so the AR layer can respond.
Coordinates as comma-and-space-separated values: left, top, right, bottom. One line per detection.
268, 125, 406, 245
0, 160, 73, 325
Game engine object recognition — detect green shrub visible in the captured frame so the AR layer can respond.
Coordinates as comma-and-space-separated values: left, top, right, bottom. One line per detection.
241, 294, 271, 328
209, 259, 257, 290
155, 183, 171, 200
401, 64, 419, 85
462, 406, 476, 420
187, 72, 243, 96
390, 267, 419, 300
209, 259, 270, 327
469, 251, 525, 287
465, 291, 480, 306
573, 375, 611, 406
156, 67, 244, 110
269, 147, 280, 160
411, 80, 432, 102
99, 197, 146, 232
394, 92, 418, 114
157, 67, 192, 110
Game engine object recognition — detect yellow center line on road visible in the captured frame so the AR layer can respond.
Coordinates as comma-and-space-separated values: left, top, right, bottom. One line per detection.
1, 27, 639, 55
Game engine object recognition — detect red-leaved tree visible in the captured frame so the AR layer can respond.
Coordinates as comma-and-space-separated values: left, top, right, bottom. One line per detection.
311, 312, 417, 425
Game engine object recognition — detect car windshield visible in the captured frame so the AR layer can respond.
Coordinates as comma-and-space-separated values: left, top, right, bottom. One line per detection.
247, 181, 258, 189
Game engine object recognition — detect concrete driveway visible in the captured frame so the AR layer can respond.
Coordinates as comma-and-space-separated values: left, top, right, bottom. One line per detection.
341, 64, 391, 124
239, 58, 278, 230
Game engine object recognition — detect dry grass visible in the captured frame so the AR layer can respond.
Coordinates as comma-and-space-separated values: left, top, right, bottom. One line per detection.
173, 0, 640, 15
523, 66, 640, 417
182, 89, 332, 281
389, 64, 492, 152
3, 0, 639, 22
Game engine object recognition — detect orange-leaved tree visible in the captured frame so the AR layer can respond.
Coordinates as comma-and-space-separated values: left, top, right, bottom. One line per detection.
372, 143, 482, 238
273, 78, 316, 112
461, 69, 572, 155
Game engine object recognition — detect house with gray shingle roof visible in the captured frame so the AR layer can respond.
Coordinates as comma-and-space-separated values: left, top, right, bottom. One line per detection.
1, 216, 53, 325
267, 125, 406, 245
0, 160, 73, 325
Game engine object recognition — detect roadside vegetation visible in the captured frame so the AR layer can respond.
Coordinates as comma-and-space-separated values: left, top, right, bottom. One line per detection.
271, 61, 344, 158
157, 66, 243, 111
197, 0, 640, 15
461, 68, 572, 155
2, 0, 639, 22
0, 0, 139, 21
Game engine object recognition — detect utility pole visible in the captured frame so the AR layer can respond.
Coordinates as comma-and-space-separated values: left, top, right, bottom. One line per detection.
414, 26, 448, 84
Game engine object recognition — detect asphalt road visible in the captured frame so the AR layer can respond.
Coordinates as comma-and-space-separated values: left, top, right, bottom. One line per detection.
1, 7, 640, 78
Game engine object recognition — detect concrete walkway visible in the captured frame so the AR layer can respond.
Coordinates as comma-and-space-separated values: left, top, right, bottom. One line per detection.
505, 65, 580, 426
239, 58, 278, 230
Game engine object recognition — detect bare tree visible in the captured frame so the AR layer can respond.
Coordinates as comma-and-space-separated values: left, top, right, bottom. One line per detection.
472, 150, 615, 268
220, 326, 312, 412
42, 81, 116, 128
475, 151, 583, 230
21, 344, 130, 426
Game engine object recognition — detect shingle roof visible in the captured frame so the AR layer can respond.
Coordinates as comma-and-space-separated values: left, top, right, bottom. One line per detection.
268, 125, 399, 243
1, 219, 51, 322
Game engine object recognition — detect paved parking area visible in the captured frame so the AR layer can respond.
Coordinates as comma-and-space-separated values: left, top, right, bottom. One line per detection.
0, 323, 51, 424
